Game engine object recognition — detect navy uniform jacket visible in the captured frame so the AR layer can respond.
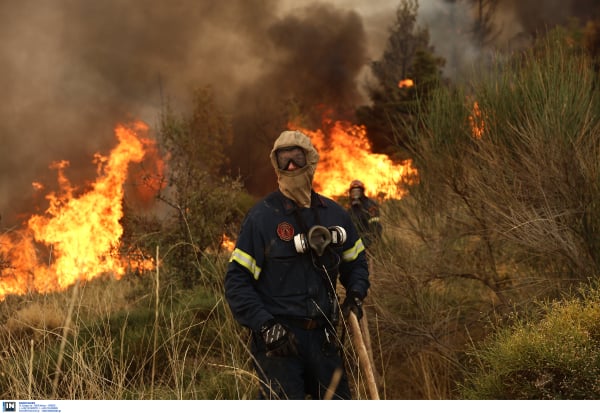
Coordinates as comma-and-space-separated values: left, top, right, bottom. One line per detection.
224, 190, 370, 332
348, 196, 382, 248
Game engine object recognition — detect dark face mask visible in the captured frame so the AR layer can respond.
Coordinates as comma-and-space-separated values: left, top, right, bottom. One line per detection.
276, 146, 307, 170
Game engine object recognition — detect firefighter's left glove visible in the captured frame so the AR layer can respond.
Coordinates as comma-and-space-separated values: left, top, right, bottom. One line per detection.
342, 291, 364, 320
261, 322, 298, 358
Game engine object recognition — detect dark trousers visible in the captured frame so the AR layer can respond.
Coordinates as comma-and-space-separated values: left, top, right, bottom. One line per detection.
252, 325, 351, 400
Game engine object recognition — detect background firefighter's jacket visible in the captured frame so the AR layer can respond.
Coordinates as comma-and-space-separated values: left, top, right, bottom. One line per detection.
349, 195, 382, 248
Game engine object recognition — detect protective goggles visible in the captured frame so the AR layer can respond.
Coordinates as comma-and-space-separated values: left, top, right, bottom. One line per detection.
275, 146, 307, 170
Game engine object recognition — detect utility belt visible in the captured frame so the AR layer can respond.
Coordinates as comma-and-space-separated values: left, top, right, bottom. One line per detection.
280, 317, 326, 330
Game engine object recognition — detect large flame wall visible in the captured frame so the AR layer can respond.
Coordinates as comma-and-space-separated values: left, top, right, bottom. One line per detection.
0, 122, 156, 301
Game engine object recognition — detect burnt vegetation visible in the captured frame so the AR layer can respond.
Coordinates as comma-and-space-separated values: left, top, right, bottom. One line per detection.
3, 0, 600, 400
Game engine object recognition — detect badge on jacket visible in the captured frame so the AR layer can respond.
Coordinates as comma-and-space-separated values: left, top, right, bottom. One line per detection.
277, 222, 294, 241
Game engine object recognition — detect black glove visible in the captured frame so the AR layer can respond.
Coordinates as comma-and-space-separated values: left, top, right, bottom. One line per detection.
261, 322, 298, 357
342, 291, 364, 320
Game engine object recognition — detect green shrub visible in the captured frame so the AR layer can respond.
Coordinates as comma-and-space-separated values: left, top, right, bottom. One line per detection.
460, 283, 600, 399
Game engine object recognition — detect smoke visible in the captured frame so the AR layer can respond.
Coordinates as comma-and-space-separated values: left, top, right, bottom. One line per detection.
1, 0, 598, 227
230, 3, 368, 193
494, 0, 600, 42
0, 0, 368, 226
417, 0, 600, 80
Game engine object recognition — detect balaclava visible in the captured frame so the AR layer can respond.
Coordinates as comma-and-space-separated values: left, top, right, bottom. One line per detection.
270, 130, 319, 208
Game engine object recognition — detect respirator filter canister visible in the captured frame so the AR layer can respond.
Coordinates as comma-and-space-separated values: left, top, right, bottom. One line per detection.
293, 225, 347, 255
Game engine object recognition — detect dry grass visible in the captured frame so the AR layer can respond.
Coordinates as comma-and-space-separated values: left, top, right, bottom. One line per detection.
0, 251, 258, 399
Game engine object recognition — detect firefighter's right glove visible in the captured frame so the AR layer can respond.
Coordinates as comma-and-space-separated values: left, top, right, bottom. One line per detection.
261, 322, 298, 357
342, 291, 364, 320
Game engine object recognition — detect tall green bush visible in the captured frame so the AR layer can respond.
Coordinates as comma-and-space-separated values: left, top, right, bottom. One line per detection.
371, 27, 600, 398
402, 27, 600, 303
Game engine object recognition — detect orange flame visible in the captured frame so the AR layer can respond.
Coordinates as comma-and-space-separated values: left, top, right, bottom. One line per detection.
0, 121, 158, 301
398, 78, 414, 88
292, 119, 417, 200
469, 101, 485, 139
204, 233, 236, 255
221, 234, 235, 252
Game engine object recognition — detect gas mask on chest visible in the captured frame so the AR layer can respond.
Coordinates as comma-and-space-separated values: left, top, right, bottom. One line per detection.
293, 225, 347, 256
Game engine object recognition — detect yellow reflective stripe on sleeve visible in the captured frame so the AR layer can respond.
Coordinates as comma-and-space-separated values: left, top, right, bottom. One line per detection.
369, 216, 380, 223
230, 248, 262, 280
342, 238, 365, 262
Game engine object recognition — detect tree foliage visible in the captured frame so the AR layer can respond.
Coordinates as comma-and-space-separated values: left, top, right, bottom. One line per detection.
469, 0, 501, 48
357, 0, 445, 157
155, 86, 251, 288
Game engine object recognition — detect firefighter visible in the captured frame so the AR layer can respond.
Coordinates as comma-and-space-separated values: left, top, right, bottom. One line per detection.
347, 180, 382, 249
224, 130, 370, 400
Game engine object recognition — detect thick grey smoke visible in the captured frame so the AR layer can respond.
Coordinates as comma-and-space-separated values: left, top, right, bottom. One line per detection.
229, 3, 368, 193
418, 0, 600, 80
0, 0, 597, 227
